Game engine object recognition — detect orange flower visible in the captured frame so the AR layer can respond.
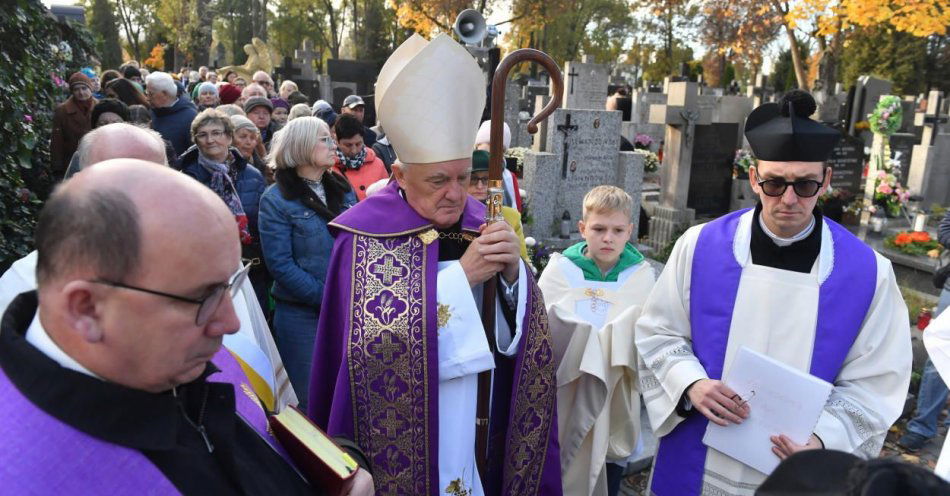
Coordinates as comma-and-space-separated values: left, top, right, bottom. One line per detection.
894, 233, 913, 245
910, 231, 932, 243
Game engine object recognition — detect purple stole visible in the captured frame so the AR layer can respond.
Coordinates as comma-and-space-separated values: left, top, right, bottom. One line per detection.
650, 209, 877, 495
0, 347, 284, 494
308, 181, 562, 495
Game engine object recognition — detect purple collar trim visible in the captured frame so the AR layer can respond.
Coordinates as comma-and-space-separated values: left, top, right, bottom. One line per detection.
330, 180, 486, 236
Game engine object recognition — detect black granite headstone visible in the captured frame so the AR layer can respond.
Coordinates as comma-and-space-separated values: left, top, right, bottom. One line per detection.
890, 133, 917, 187
327, 59, 378, 96
687, 123, 740, 217
827, 133, 865, 196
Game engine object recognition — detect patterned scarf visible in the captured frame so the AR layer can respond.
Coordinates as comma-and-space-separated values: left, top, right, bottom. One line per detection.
336, 147, 367, 170
198, 152, 252, 245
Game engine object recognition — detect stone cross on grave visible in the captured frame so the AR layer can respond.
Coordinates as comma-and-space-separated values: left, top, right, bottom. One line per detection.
557, 113, 578, 178
746, 74, 768, 107
294, 39, 318, 82
915, 90, 949, 146
567, 67, 579, 95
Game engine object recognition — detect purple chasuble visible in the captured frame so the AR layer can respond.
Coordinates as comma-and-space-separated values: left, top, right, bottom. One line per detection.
650, 209, 877, 495
308, 181, 562, 495
0, 347, 282, 494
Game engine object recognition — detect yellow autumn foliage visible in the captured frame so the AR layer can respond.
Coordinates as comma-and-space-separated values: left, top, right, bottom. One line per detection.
144, 43, 165, 70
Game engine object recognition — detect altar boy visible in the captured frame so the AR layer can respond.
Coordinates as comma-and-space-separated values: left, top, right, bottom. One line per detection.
538, 185, 656, 496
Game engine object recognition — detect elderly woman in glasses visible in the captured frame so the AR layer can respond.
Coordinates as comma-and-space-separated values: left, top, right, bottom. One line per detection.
258, 117, 356, 409
180, 109, 269, 312
467, 150, 528, 260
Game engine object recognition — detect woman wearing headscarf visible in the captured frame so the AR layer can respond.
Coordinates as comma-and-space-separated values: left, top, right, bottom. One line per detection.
231, 115, 270, 182
196, 82, 219, 110
50, 72, 97, 178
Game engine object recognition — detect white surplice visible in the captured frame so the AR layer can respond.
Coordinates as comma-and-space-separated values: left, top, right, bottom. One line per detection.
538, 253, 655, 496
923, 304, 950, 480
435, 260, 528, 496
636, 210, 912, 495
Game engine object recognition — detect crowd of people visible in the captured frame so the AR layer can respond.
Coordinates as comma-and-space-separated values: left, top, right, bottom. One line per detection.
5, 36, 949, 496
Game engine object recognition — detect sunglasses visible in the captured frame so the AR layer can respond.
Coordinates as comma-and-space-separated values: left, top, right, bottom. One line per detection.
89, 261, 252, 326
755, 170, 825, 198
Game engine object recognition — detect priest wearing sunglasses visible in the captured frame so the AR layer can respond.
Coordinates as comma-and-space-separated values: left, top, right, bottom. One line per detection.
635, 90, 912, 495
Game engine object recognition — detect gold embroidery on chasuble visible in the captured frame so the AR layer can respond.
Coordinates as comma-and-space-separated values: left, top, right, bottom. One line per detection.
502, 282, 557, 495
347, 233, 430, 494
437, 304, 452, 330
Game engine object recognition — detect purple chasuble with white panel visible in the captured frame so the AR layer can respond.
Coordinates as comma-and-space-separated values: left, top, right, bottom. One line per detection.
649, 208, 877, 495
308, 181, 562, 495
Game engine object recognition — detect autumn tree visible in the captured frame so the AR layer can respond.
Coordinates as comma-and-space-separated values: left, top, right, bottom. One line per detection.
271, 0, 346, 61
506, 0, 638, 68
840, 26, 929, 94
769, 0, 950, 91
700, 0, 781, 88
633, 0, 699, 78
389, 0, 476, 38
88, 0, 124, 67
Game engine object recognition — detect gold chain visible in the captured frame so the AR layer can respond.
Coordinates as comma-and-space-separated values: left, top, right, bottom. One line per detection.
438, 231, 476, 242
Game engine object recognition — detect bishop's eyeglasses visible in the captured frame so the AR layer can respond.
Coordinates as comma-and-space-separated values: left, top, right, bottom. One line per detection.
89, 261, 252, 326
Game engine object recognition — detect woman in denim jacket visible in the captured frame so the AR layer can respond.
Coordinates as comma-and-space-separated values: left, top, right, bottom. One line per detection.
259, 117, 356, 409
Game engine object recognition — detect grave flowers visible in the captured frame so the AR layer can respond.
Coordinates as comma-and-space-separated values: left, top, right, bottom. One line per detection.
884, 231, 943, 257
733, 149, 756, 179
872, 170, 909, 217
634, 133, 654, 150
634, 149, 660, 173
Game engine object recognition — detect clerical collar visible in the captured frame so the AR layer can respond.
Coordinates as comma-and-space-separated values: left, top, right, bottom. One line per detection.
25, 313, 100, 379
749, 204, 822, 274
758, 213, 816, 247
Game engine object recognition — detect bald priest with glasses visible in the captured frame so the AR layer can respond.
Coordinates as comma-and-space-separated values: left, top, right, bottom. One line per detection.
635, 90, 911, 495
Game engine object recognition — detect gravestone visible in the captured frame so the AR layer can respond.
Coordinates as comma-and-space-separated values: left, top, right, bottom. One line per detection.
688, 123, 740, 216
746, 74, 769, 108
847, 76, 893, 145
523, 83, 549, 115
521, 108, 645, 247
560, 59, 608, 111
827, 133, 866, 197
890, 133, 916, 186
293, 40, 320, 101
331, 82, 357, 108
908, 90, 950, 208
645, 82, 749, 251
326, 59, 377, 97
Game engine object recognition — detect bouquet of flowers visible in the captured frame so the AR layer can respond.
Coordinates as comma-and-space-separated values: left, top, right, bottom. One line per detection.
733, 149, 757, 177
634, 134, 654, 150
524, 237, 551, 275
868, 96, 902, 136
885, 231, 943, 257
634, 149, 660, 173
872, 170, 909, 217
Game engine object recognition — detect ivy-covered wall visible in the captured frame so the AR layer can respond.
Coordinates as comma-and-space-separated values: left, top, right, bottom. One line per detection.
0, 0, 96, 272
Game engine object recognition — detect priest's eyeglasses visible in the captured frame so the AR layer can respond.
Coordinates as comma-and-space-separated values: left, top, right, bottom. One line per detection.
755, 172, 826, 198
89, 262, 252, 326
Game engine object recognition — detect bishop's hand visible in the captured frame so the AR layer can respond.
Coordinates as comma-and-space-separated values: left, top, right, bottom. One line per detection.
686, 379, 751, 426
342, 468, 374, 496
460, 222, 521, 286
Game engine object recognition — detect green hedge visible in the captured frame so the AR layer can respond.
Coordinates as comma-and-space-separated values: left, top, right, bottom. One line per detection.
0, 0, 96, 272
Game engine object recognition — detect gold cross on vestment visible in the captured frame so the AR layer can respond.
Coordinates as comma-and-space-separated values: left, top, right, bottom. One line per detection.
371, 255, 405, 286
525, 376, 547, 402
370, 331, 405, 364
378, 408, 406, 438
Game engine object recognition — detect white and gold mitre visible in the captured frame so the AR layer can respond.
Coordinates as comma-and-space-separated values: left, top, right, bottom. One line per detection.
375, 33, 486, 164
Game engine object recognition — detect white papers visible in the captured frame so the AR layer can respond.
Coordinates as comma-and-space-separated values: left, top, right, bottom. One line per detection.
702, 346, 833, 475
